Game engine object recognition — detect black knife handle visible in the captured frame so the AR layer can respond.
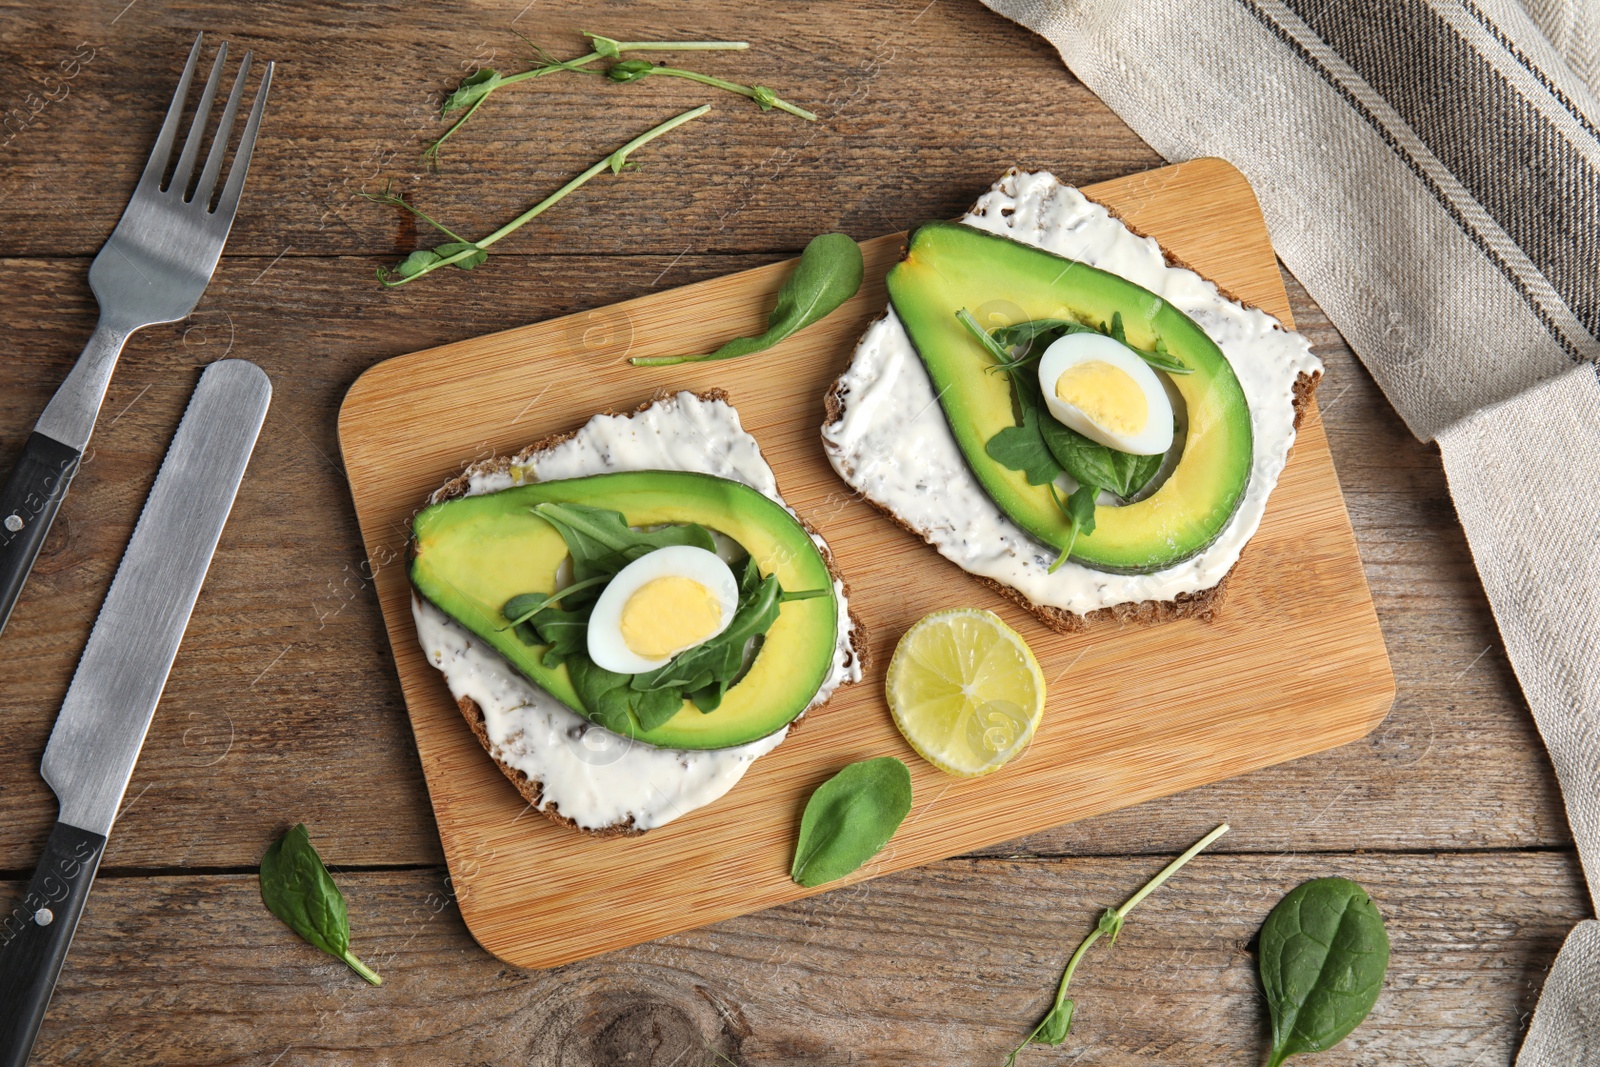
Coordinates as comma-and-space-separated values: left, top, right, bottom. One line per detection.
0, 432, 82, 638
0, 821, 106, 1067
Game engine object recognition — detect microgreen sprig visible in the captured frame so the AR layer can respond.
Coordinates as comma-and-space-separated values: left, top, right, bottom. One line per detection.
1003, 824, 1230, 1066
498, 573, 612, 630
426, 33, 750, 161
372, 104, 710, 287
607, 60, 816, 121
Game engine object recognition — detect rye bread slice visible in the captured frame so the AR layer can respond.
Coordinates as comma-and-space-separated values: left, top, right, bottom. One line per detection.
415, 389, 865, 835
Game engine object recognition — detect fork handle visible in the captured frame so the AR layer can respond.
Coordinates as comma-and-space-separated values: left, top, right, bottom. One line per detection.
0, 432, 82, 637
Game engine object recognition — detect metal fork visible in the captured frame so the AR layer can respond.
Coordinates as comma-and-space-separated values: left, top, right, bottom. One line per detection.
0, 33, 272, 637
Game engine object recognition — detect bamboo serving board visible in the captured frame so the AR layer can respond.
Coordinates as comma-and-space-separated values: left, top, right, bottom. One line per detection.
339, 157, 1394, 969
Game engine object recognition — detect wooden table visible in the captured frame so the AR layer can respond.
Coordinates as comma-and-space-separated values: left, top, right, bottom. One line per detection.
0, 2, 1583, 1063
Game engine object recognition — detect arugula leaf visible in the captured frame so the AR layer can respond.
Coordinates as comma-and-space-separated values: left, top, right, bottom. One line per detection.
988, 318, 1099, 370
1063, 483, 1098, 536
631, 572, 781, 692
533, 501, 715, 580
633, 233, 864, 365
1107, 309, 1127, 344
1003, 825, 1229, 1066
957, 307, 1018, 365
1141, 335, 1191, 375
501, 573, 611, 629
259, 824, 382, 986
1043, 482, 1099, 574
989, 315, 1192, 375
790, 757, 913, 887
989, 317, 1080, 349
1259, 878, 1389, 1067
504, 507, 829, 733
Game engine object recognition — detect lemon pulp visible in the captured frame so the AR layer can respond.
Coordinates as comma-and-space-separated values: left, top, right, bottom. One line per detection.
885, 608, 1045, 777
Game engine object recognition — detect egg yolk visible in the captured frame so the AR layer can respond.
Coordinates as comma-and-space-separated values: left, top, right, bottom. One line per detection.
1055, 360, 1147, 434
620, 576, 723, 659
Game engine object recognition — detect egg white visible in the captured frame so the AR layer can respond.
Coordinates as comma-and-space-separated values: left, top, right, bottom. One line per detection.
585, 545, 740, 675
1036, 332, 1174, 456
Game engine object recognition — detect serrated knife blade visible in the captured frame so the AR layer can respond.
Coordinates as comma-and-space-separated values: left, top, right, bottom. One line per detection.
0, 358, 270, 1067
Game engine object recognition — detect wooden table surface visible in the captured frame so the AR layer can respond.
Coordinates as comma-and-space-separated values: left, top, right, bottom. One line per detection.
0, 1, 1582, 1064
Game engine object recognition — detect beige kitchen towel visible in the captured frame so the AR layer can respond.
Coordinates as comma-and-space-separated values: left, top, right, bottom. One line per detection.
976, 0, 1600, 1061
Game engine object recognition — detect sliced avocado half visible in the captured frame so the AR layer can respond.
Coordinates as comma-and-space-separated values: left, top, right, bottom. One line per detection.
411, 470, 839, 750
886, 221, 1254, 573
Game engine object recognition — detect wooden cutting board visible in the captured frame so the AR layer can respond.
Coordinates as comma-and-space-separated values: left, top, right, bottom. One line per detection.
338, 157, 1394, 969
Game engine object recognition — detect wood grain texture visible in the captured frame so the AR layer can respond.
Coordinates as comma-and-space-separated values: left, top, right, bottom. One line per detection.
339, 158, 1394, 967
0, 1, 1558, 873
0, 256, 1561, 872
20, 849, 1586, 1065
0, 0, 1583, 1059
0, 1, 1157, 259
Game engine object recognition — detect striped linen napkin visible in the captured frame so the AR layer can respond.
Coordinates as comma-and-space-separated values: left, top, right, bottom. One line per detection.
975, 0, 1600, 1060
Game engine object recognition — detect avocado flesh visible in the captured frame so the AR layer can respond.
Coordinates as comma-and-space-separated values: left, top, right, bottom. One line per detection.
886, 221, 1254, 573
411, 470, 839, 750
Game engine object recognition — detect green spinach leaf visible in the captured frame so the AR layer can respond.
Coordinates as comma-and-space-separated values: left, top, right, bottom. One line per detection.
520, 604, 591, 667
989, 317, 1080, 349
1039, 416, 1122, 493
566, 655, 683, 733
790, 757, 913, 887
259, 824, 382, 985
1259, 878, 1389, 1067
634, 233, 864, 365
1038, 406, 1168, 502
985, 402, 1066, 487
1113, 450, 1164, 500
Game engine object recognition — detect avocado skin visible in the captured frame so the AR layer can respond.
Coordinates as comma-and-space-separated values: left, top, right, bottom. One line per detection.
885, 221, 1253, 574
411, 470, 839, 750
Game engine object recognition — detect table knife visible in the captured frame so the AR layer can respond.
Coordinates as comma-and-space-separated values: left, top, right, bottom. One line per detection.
0, 359, 271, 1067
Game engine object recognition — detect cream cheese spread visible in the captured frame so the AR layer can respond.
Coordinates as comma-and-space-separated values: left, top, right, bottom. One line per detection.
822, 170, 1322, 615
414, 391, 860, 831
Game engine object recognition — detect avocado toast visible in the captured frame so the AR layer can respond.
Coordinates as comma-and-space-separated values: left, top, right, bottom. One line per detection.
412, 390, 863, 834
822, 169, 1322, 631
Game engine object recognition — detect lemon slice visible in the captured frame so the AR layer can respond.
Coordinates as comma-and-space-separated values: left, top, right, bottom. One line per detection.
886, 608, 1046, 777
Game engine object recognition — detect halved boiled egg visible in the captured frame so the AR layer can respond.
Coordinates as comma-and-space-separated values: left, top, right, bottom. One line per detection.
586, 545, 741, 675
1036, 332, 1174, 456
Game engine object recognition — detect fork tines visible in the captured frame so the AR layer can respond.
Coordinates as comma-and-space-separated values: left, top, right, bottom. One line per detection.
140, 32, 273, 217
